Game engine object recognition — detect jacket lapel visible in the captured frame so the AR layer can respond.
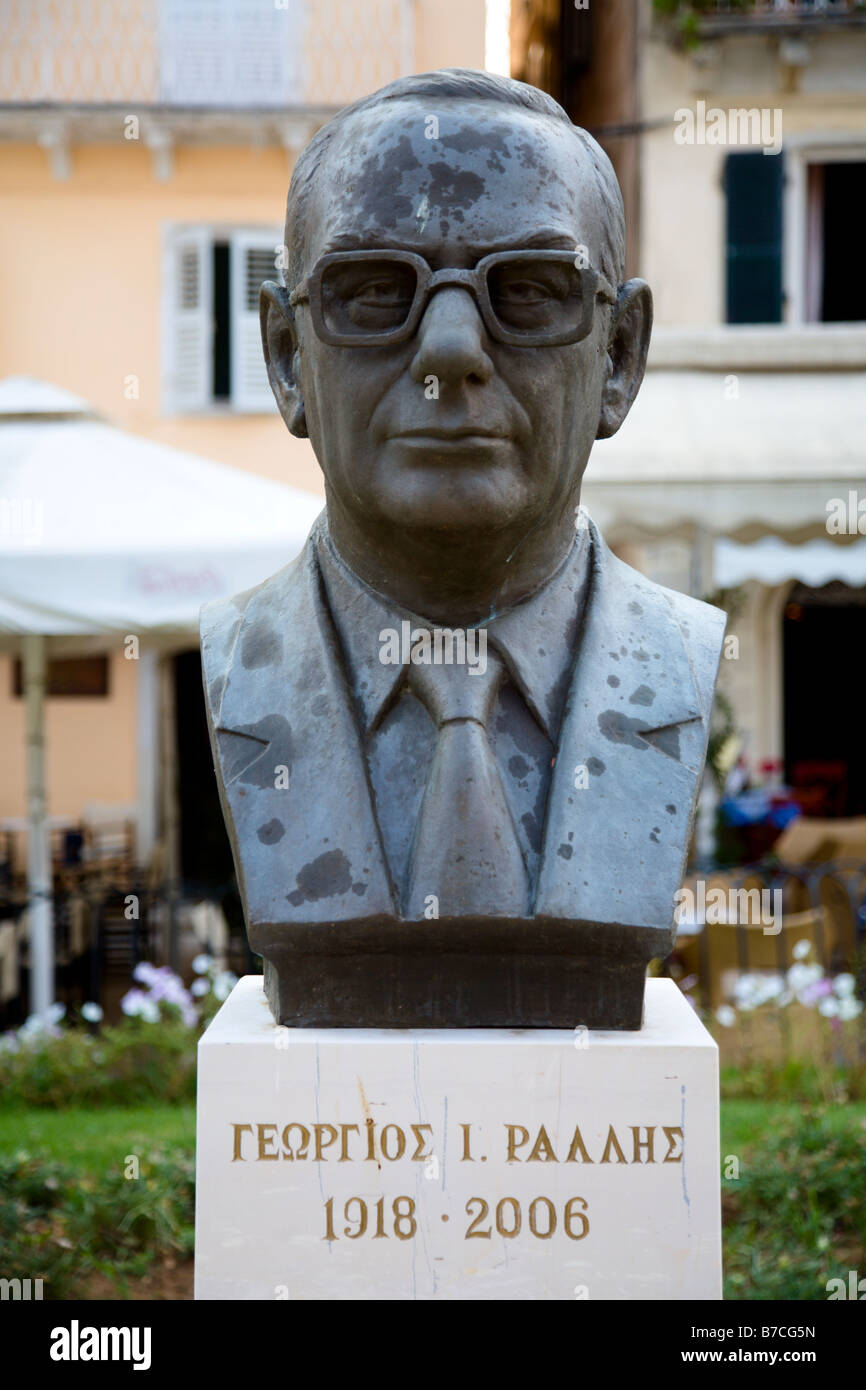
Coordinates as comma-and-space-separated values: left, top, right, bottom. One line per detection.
208, 532, 396, 929
535, 522, 714, 930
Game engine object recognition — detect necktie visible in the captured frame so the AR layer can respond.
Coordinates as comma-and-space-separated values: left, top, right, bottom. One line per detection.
404, 646, 529, 919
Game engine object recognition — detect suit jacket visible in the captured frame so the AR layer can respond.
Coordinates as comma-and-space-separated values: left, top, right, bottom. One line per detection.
201, 513, 725, 956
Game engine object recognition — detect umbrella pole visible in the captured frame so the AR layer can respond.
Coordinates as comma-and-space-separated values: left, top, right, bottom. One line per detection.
23, 633, 53, 1021
158, 653, 181, 973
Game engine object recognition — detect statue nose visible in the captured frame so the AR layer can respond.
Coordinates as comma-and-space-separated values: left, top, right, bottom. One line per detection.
409, 287, 494, 387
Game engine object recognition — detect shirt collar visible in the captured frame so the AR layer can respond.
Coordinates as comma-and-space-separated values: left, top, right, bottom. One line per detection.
315, 513, 593, 744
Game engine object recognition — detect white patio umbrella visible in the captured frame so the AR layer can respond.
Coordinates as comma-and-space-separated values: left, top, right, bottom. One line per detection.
0, 376, 322, 1019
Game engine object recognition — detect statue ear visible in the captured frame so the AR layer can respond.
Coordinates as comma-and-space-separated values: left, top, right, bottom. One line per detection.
596, 278, 653, 441
260, 281, 308, 438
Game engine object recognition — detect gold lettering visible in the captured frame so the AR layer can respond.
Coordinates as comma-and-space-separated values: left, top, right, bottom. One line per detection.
281, 1123, 311, 1160
460, 1123, 474, 1161
365, 1118, 377, 1162
380, 1124, 406, 1161
527, 1125, 558, 1162
600, 1125, 627, 1164
257, 1123, 280, 1160
565, 1125, 593, 1163
410, 1124, 434, 1161
631, 1126, 655, 1163
231, 1123, 253, 1161
339, 1124, 360, 1161
505, 1124, 529, 1162
313, 1124, 338, 1160
663, 1126, 684, 1163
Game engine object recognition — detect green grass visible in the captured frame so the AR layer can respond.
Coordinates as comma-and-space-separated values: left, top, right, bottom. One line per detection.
0, 1103, 196, 1174
721, 1102, 866, 1300
721, 1098, 866, 1157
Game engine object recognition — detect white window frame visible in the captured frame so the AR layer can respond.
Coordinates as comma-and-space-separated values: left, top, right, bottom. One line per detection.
161, 222, 283, 417
783, 134, 866, 325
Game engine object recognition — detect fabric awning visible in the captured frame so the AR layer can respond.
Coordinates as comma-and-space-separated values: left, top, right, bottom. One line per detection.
0, 376, 323, 638
583, 353, 866, 544
715, 536, 866, 588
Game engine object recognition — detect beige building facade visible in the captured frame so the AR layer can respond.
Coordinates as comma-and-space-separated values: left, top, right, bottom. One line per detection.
0, 0, 486, 852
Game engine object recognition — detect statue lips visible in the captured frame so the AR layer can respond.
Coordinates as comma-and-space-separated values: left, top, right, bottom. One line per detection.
387, 425, 511, 457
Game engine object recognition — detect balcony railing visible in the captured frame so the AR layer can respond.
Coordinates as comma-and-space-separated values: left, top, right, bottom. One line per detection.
0, 0, 414, 110
690, 0, 866, 30
713, 0, 860, 12
653, 0, 866, 45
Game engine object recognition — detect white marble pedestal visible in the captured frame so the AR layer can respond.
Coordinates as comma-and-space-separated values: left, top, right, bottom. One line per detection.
195, 976, 721, 1300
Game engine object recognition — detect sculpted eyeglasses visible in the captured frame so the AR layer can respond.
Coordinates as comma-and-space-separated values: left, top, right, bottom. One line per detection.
288, 249, 618, 348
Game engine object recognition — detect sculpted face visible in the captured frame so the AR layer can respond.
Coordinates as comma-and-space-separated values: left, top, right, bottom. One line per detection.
278, 100, 648, 530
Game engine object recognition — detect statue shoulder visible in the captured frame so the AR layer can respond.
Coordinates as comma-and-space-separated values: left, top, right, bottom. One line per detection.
199, 543, 315, 722
654, 580, 727, 717
588, 524, 727, 717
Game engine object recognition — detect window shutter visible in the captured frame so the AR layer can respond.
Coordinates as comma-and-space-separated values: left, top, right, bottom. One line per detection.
230, 0, 305, 105
160, 0, 305, 105
163, 228, 213, 414
725, 152, 784, 324
160, 0, 232, 104
230, 232, 281, 413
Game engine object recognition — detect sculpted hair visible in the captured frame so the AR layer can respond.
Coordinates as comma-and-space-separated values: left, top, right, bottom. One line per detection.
283, 67, 626, 292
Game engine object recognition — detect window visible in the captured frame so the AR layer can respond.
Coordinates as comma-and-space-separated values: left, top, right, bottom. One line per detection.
804, 161, 866, 322
725, 151, 784, 324
162, 226, 282, 413
12, 656, 109, 698
159, 0, 305, 107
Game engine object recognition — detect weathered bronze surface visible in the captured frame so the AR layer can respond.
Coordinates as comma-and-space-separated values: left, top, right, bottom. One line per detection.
201, 69, 725, 1029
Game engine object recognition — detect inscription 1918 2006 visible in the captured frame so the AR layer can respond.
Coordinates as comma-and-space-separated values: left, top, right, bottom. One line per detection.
229, 1116, 685, 1245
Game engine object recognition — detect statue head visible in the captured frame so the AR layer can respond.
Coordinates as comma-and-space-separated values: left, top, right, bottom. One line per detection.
261, 69, 652, 609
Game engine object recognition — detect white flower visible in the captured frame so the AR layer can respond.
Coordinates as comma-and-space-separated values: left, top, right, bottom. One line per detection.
190, 978, 210, 997
212, 971, 237, 1002
139, 999, 161, 1024
715, 1004, 736, 1028
47, 1002, 66, 1025
132, 961, 160, 987
121, 989, 147, 1017
733, 973, 786, 1010
81, 1002, 103, 1023
786, 962, 823, 1000
192, 954, 214, 975
818, 996, 840, 1018
838, 997, 863, 1022
834, 974, 857, 999
792, 939, 812, 961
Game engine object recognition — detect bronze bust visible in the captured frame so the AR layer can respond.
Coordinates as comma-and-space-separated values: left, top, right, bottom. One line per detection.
201, 69, 725, 1029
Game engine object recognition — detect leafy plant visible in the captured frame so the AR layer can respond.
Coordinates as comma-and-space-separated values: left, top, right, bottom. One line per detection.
0, 959, 237, 1108
723, 1107, 866, 1299
0, 1147, 194, 1299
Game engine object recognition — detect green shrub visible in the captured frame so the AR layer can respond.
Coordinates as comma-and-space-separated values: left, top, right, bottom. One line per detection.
0, 1020, 197, 1108
0, 1147, 194, 1299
